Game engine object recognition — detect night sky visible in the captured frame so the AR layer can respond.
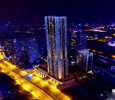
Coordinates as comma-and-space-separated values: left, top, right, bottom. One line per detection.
0, 0, 115, 24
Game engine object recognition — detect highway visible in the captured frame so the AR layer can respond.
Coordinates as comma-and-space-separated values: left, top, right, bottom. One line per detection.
0, 59, 71, 100
0, 61, 53, 100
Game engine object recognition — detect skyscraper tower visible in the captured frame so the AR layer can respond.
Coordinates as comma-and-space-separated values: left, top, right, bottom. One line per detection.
45, 16, 68, 79
76, 30, 86, 52
69, 29, 86, 66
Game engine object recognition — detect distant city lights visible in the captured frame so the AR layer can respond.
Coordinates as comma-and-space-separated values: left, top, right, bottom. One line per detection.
108, 41, 115, 47
111, 65, 115, 71
112, 89, 115, 95
111, 54, 115, 58
99, 59, 108, 64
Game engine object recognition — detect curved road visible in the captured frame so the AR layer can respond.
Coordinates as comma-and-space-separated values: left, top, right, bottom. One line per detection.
0, 61, 71, 100
0, 61, 53, 100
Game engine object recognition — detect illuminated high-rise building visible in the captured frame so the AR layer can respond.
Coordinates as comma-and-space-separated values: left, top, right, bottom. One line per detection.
69, 29, 86, 67
13, 37, 39, 64
4, 39, 14, 57
76, 30, 86, 52
13, 38, 25, 59
25, 37, 39, 63
70, 28, 86, 53
76, 49, 93, 71
45, 16, 68, 79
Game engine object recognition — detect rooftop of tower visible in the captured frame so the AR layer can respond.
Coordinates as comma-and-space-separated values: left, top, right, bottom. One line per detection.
44, 16, 67, 18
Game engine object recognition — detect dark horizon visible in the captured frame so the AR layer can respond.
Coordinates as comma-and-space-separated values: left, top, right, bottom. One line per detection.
0, 0, 115, 24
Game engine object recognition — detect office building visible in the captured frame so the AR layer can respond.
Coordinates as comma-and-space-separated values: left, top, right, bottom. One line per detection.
25, 37, 39, 63
13, 38, 26, 58
13, 37, 39, 64
75, 29, 86, 52
13, 38, 27, 65
6, 37, 39, 65
76, 49, 93, 71
69, 29, 77, 66
45, 16, 68, 79
3, 39, 14, 57
69, 28, 86, 67
70, 28, 86, 52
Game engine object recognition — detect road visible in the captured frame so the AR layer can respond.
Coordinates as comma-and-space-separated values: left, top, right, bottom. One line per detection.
0, 61, 53, 100
0, 60, 71, 100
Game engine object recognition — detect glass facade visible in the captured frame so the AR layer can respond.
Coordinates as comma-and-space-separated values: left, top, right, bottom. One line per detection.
77, 49, 93, 71
25, 37, 39, 63
45, 16, 68, 79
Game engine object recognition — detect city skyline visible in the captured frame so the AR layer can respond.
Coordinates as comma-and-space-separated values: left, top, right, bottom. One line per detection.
0, 15, 115, 100
0, 0, 115, 99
